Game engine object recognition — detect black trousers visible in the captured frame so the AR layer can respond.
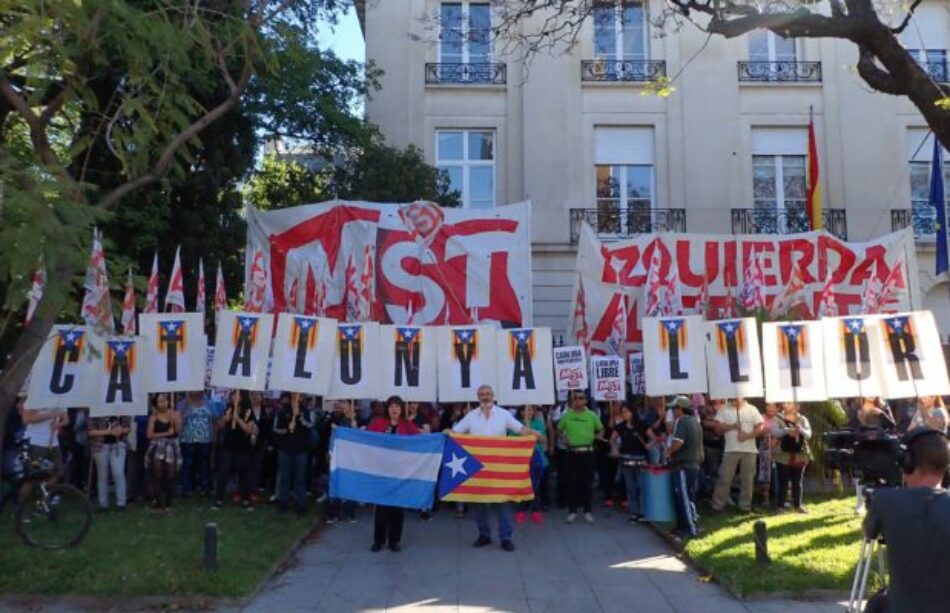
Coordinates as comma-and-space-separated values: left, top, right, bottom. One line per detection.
216, 449, 251, 501
564, 451, 594, 513
775, 462, 806, 508
374, 505, 404, 546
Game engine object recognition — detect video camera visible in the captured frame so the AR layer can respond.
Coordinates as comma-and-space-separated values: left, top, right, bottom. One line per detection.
824, 428, 903, 487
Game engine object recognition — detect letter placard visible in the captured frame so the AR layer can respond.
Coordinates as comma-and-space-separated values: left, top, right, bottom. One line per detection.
211, 311, 274, 391
139, 313, 208, 393
379, 325, 436, 401
496, 328, 554, 405
643, 316, 707, 395
822, 316, 884, 399
26, 325, 94, 409
704, 318, 764, 400
437, 326, 497, 402
875, 311, 950, 399
762, 321, 827, 402
88, 335, 147, 416
553, 346, 588, 392
590, 355, 625, 401
269, 314, 337, 395
328, 322, 380, 399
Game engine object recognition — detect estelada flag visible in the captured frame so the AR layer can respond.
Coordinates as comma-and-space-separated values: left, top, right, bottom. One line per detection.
439, 434, 535, 503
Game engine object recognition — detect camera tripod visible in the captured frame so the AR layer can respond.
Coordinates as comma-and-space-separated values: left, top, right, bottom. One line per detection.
848, 536, 887, 613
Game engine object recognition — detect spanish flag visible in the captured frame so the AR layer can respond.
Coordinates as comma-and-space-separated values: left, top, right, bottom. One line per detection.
439, 434, 535, 503
807, 116, 822, 231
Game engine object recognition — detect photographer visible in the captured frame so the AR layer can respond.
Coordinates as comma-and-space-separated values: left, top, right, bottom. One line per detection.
862, 428, 950, 613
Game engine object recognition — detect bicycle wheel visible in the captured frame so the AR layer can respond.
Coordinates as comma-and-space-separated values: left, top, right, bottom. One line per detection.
16, 483, 93, 548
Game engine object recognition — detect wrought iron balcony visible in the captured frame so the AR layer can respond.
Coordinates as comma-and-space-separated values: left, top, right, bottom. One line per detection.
731, 207, 847, 240
737, 61, 823, 83
891, 208, 946, 240
569, 208, 686, 243
580, 59, 666, 83
424, 63, 506, 85
920, 60, 949, 83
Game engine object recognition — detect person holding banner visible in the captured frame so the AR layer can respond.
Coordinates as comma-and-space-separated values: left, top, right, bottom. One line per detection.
179, 391, 216, 498
145, 393, 181, 512
273, 393, 316, 517
771, 403, 812, 514
326, 399, 359, 524
909, 396, 949, 434
710, 398, 763, 514
558, 390, 605, 524
366, 395, 420, 552
87, 415, 131, 512
213, 391, 256, 510
611, 404, 650, 523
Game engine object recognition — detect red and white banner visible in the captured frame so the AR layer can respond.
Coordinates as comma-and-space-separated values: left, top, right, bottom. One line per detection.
570, 225, 919, 357
245, 200, 533, 327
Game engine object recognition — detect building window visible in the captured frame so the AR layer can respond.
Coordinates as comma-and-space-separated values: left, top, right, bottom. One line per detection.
594, 127, 654, 234
436, 130, 495, 209
440, 2, 491, 64
593, 1, 647, 60
908, 129, 950, 237
907, 49, 948, 82
748, 30, 797, 62
750, 128, 808, 232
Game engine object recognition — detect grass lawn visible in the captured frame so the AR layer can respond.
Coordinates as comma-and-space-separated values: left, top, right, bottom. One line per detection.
0, 496, 317, 598
683, 495, 876, 597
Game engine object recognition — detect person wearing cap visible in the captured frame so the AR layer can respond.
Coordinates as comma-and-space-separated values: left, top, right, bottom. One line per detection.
711, 397, 764, 513
668, 395, 702, 538
557, 390, 605, 524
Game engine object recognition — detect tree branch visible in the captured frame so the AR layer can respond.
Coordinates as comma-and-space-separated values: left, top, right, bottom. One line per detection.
891, 0, 923, 35
856, 45, 906, 95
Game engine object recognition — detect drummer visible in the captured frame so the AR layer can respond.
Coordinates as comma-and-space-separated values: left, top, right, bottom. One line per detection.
668, 396, 702, 539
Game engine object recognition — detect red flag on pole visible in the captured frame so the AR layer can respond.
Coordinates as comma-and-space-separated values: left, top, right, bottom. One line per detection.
643, 244, 663, 317
358, 245, 375, 321
81, 228, 115, 332
770, 260, 809, 319
214, 263, 228, 312
121, 267, 137, 335
144, 252, 160, 314
817, 269, 838, 317
25, 258, 46, 326
572, 276, 589, 352
165, 246, 185, 313
195, 258, 206, 314
608, 291, 626, 358
807, 112, 823, 231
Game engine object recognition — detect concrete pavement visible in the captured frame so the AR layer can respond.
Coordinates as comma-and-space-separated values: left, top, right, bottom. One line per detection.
238, 506, 848, 613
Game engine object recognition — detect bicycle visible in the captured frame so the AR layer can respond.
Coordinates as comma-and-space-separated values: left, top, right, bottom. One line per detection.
0, 436, 92, 548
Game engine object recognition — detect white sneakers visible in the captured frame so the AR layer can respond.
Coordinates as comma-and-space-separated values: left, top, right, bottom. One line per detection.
583, 512, 595, 524
565, 513, 577, 524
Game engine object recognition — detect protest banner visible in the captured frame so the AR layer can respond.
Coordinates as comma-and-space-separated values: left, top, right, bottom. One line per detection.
822, 316, 885, 399
642, 316, 708, 395
87, 335, 147, 416
437, 326, 497, 402
874, 311, 950, 399
210, 311, 274, 391
590, 355, 625, 401
495, 328, 554, 405
245, 200, 533, 326
138, 313, 207, 393
628, 352, 645, 394
378, 325, 437, 402
704, 318, 764, 400
26, 326, 94, 409
553, 345, 588, 392
269, 314, 337, 395
328, 322, 381, 399
762, 321, 827, 402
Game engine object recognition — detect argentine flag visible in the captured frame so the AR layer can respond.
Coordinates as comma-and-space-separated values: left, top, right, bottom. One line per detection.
329, 428, 445, 509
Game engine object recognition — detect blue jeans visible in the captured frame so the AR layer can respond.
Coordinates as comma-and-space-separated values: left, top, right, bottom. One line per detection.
672, 467, 700, 537
277, 450, 309, 512
474, 503, 513, 541
620, 464, 642, 516
180, 442, 211, 495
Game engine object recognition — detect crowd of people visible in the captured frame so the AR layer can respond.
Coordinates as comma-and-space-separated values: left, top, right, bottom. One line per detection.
3, 385, 947, 549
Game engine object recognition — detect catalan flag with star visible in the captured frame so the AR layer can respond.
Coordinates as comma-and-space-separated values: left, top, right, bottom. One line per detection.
439, 434, 536, 503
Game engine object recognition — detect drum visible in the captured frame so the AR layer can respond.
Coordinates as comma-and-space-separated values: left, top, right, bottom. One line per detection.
639, 467, 676, 523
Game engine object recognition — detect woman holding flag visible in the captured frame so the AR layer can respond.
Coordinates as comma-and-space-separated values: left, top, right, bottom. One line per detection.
366, 395, 420, 552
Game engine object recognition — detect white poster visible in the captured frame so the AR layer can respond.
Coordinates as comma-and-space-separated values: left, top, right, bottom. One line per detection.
495, 327, 555, 405
26, 326, 94, 409
88, 335, 148, 417
269, 314, 337, 395
553, 346, 588, 392
437, 326, 497, 402
642, 316, 708, 396
822, 316, 885, 399
704, 318, 764, 400
875, 311, 950, 399
210, 311, 274, 391
328, 322, 380, 399
762, 321, 827, 403
379, 325, 437, 402
628, 352, 645, 394
138, 313, 208, 393
590, 355, 625, 401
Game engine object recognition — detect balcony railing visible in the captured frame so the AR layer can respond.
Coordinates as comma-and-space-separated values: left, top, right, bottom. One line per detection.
569, 208, 687, 243
424, 63, 506, 85
891, 208, 946, 240
580, 59, 666, 83
920, 60, 949, 83
737, 61, 823, 83
731, 207, 847, 240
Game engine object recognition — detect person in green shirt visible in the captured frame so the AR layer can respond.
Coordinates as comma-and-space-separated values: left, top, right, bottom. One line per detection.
668, 396, 703, 539
558, 390, 604, 524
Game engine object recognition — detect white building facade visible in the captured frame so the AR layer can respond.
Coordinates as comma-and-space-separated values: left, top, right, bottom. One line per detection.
359, 1, 950, 340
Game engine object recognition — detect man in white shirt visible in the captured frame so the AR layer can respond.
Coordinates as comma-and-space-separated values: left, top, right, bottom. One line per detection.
711, 397, 763, 513
452, 385, 537, 552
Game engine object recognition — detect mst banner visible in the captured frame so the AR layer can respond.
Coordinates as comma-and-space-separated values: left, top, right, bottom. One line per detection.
246, 200, 533, 327
571, 225, 919, 354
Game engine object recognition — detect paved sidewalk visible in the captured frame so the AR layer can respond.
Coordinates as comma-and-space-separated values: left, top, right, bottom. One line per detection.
238, 507, 848, 613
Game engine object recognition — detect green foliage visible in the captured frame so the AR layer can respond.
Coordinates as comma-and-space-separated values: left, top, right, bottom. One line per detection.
243, 152, 325, 211
802, 400, 849, 477
329, 142, 461, 205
